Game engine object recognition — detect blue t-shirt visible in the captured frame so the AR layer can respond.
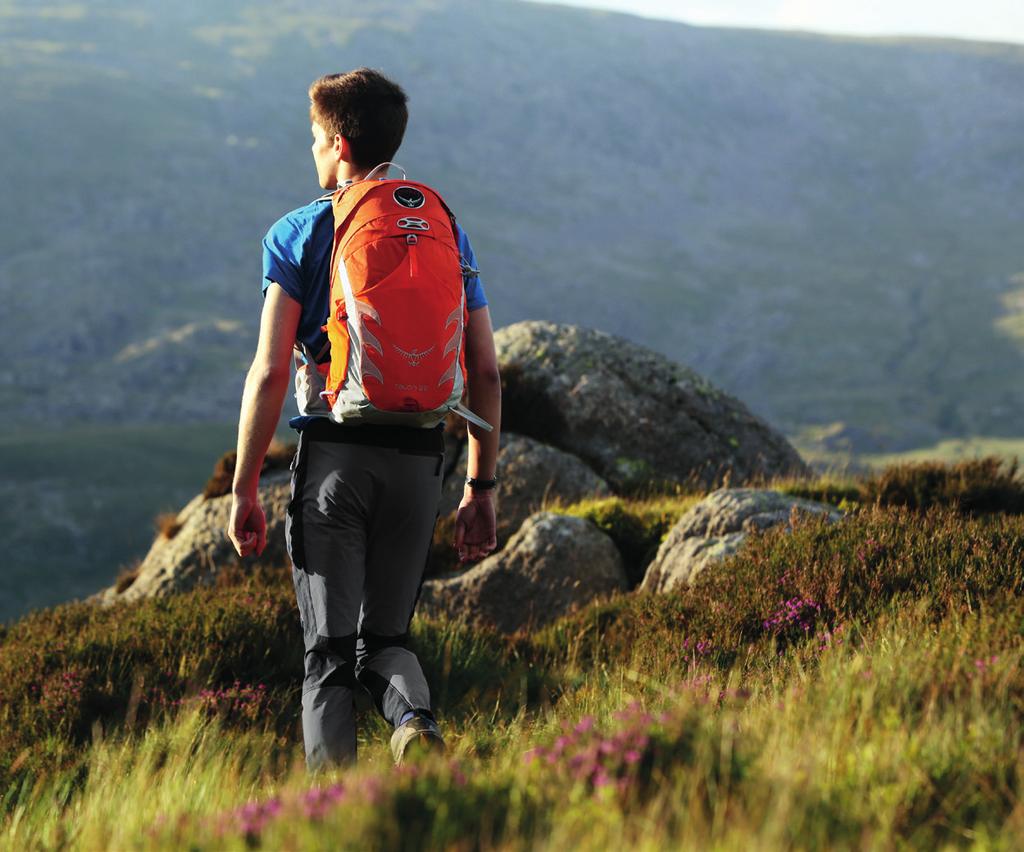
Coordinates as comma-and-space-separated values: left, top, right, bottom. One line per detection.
262, 191, 487, 363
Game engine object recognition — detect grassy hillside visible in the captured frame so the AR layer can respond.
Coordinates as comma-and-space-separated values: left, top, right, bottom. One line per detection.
2, 461, 1023, 848
2, 0, 1024, 451
795, 432, 1024, 474
0, 423, 244, 624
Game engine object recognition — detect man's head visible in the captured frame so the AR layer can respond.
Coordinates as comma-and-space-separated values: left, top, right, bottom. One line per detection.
308, 68, 409, 188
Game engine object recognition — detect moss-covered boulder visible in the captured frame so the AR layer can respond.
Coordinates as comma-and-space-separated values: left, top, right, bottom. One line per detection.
640, 488, 843, 594
495, 321, 810, 492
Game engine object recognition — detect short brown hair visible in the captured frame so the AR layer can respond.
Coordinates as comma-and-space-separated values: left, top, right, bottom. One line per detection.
309, 68, 409, 169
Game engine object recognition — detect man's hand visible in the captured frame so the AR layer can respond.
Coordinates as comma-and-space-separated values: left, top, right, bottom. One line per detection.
228, 492, 267, 558
453, 493, 497, 563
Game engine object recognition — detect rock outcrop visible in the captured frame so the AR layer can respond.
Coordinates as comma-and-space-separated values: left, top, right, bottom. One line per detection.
90, 322, 813, 610
93, 472, 291, 605
496, 321, 810, 492
419, 512, 628, 634
439, 433, 610, 543
96, 432, 613, 606
640, 488, 843, 594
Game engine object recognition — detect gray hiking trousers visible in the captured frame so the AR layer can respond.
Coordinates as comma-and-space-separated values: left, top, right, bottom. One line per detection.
286, 420, 445, 769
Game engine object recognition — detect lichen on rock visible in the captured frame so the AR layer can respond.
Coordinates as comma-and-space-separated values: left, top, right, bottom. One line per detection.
640, 488, 843, 594
418, 512, 628, 634
495, 321, 809, 492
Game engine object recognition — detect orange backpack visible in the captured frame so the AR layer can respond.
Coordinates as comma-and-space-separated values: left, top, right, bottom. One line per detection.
319, 163, 491, 431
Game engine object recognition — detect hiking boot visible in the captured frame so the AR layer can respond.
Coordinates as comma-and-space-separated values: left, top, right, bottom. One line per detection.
390, 714, 445, 765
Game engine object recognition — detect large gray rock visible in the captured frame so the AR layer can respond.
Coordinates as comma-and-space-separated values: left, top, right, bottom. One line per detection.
440, 433, 610, 543
495, 321, 810, 492
641, 488, 843, 594
92, 471, 291, 604
418, 512, 628, 634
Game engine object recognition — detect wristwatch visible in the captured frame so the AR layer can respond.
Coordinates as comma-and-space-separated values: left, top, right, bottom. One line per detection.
466, 476, 498, 491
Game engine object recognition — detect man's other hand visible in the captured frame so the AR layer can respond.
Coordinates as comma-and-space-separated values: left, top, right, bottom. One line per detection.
453, 493, 497, 563
228, 493, 267, 558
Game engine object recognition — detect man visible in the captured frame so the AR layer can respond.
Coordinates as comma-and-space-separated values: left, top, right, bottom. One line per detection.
227, 68, 501, 770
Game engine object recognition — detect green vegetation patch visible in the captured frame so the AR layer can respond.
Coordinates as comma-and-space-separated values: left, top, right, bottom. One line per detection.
861, 455, 1024, 515
5, 591, 1023, 850
771, 471, 864, 510
778, 455, 1024, 516
4, 461, 1024, 847
531, 504, 1024, 675
0, 574, 541, 800
0, 582, 300, 776
554, 496, 699, 587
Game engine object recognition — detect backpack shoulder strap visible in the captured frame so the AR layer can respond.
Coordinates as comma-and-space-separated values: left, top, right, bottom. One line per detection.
362, 161, 407, 181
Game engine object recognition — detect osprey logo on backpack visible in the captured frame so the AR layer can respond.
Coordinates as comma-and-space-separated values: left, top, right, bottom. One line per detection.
393, 186, 425, 208
393, 344, 434, 367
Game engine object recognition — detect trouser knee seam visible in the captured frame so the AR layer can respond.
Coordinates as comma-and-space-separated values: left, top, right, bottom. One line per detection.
302, 683, 355, 695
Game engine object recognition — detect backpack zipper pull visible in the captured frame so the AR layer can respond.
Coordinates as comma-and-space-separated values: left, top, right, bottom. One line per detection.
407, 233, 418, 277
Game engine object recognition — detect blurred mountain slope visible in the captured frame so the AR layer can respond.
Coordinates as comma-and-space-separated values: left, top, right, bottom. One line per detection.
1, 0, 1023, 449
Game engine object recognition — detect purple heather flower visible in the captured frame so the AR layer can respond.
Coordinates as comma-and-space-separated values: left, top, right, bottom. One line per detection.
447, 761, 468, 787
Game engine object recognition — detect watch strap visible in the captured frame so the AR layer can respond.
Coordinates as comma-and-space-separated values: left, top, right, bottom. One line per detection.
466, 476, 498, 491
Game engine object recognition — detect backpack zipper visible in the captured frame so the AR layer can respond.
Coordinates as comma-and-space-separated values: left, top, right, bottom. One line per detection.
407, 233, 418, 278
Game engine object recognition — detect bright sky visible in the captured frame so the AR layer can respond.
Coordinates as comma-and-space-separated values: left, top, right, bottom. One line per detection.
529, 0, 1024, 46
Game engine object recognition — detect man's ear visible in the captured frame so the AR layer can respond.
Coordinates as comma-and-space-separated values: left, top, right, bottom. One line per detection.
336, 134, 352, 164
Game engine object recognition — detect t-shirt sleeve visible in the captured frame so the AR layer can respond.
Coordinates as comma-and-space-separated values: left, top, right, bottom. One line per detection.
456, 224, 489, 312
262, 214, 306, 302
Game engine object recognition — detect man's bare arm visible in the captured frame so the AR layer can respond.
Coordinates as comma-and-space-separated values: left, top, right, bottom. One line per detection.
228, 283, 301, 557
454, 306, 501, 562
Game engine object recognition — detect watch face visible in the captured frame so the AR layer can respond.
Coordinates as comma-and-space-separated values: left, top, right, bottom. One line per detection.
394, 186, 426, 209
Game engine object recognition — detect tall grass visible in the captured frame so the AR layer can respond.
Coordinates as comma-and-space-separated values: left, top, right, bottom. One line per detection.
2, 463, 1023, 849
3, 594, 1020, 850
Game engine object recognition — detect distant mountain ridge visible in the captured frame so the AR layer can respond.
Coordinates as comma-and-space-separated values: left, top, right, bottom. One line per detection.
2, 0, 1024, 450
